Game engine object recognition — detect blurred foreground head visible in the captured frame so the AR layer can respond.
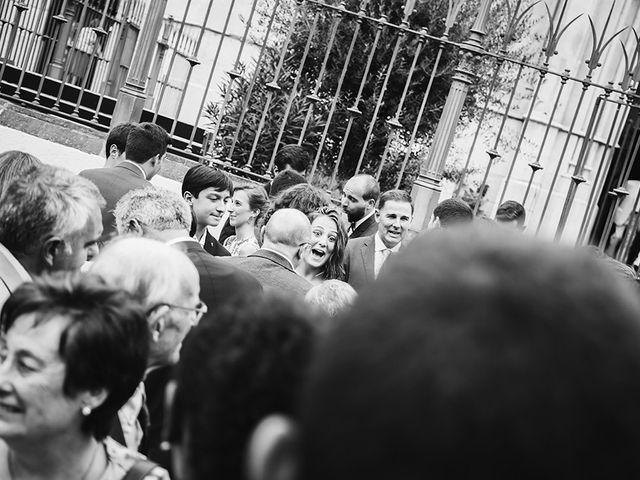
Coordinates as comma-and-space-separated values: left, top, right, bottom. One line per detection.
171, 294, 316, 480
250, 226, 640, 480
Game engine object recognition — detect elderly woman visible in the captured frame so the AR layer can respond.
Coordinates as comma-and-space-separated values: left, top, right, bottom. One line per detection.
297, 206, 348, 285
0, 272, 168, 479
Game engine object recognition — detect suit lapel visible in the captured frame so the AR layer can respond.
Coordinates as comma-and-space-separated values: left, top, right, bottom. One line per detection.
360, 237, 375, 281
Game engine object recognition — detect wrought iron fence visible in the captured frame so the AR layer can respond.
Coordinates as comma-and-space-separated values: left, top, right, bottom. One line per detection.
2, 0, 640, 252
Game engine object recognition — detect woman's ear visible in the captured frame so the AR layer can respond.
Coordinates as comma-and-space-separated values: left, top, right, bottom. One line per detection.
80, 388, 108, 413
246, 415, 298, 480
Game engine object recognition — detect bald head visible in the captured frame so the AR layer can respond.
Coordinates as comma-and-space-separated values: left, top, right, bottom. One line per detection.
265, 209, 311, 247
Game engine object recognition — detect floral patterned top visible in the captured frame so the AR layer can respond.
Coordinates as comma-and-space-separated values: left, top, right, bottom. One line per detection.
223, 235, 260, 257
100, 437, 169, 480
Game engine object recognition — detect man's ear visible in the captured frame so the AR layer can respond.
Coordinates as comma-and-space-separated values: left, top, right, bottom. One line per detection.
247, 415, 298, 480
427, 215, 440, 230
374, 208, 380, 222
148, 307, 168, 343
108, 144, 120, 158
183, 191, 194, 205
42, 237, 64, 269
126, 218, 145, 236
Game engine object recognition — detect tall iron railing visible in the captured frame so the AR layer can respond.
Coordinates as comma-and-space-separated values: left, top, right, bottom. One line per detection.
2, 0, 640, 252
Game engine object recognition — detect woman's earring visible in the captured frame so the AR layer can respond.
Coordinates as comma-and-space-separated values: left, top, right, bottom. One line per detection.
81, 405, 92, 417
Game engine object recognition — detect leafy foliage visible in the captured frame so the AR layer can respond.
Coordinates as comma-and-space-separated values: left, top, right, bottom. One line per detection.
206, 0, 540, 191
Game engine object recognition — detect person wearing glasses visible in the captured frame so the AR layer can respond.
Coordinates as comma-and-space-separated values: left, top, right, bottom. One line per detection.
90, 237, 201, 465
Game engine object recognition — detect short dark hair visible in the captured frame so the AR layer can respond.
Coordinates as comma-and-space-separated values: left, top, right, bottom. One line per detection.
274, 145, 311, 173
261, 184, 332, 229
433, 197, 473, 227
378, 189, 413, 213
0, 272, 149, 440
172, 294, 316, 480
269, 170, 307, 198
105, 123, 136, 159
124, 123, 171, 164
298, 227, 640, 480
495, 200, 526, 226
181, 164, 234, 198
308, 206, 348, 280
0, 150, 42, 198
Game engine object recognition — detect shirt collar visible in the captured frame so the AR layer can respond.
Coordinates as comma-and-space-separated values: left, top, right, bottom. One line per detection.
354, 210, 375, 230
165, 236, 199, 246
260, 247, 295, 270
374, 232, 401, 253
120, 160, 147, 180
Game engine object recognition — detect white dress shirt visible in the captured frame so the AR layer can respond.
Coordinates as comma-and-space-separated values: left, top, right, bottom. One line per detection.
373, 232, 401, 278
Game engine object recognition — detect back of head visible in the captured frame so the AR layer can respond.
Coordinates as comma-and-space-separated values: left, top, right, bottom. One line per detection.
1, 271, 149, 440
264, 208, 311, 249
105, 123, 136, 159
91, 237, 198, 308
305, 280, 356, 329
269, 170, 307, 198
272, 184, 331, 217
181, 164, 234, 197
0, 165, 104, 259
433, 197, 473, 228
495, 200, 526, 226
0, 150, 42, 198
274, 145, 311, 174
299, 227, 640, 480
172, 293, 316, 480
124, 122, 171, 164
114, 187, 191, 235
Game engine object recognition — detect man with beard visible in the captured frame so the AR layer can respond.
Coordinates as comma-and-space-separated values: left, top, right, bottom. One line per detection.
340, 174, 380, 239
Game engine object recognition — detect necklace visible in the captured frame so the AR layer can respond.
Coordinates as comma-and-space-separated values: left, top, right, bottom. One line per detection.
7, 440, 102, 480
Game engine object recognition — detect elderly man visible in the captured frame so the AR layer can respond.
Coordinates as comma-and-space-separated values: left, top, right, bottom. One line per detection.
223, 209, 312, 298
246, 227, 640, 480
341, 174, 380, 239
114, 187, 262, 317
91, 237, 202, 461
0, 165, 104, 307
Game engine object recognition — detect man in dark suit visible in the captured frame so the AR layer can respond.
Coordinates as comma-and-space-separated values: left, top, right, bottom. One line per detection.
112, 187, 263, 468
223, 208, 312, 298
182, 164, 234, 256
344, 189, 413, 292
341, 174, 380, 239
80, 122, 170, 240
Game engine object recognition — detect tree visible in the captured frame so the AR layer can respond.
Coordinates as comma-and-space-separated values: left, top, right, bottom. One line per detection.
207, 0, 540, 191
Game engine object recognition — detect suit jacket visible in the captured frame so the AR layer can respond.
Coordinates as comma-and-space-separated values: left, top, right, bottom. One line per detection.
202, 230, 231, 257
344, 234, 376, 292
144, 365, 173, 470
350, 214, 378, 239
176, 240, 262, 315
222, 248, 311, 298
80, 162, 153, 239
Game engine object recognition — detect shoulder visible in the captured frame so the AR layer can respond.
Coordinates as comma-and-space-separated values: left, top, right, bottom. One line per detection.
346, 236, 368, 252
102, 437, 169, 480
237, 239, 259, 257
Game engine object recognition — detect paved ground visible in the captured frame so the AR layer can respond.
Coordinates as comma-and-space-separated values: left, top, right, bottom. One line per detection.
0, 125, 181, 193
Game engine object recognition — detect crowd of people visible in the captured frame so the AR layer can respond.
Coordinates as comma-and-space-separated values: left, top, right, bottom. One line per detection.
0, 121, 639, 480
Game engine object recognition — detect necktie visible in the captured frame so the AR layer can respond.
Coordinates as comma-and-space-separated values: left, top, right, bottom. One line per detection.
375, 248, 392, 278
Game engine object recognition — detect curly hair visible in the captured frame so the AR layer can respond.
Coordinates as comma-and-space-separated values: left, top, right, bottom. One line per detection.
308, 206, 348, 280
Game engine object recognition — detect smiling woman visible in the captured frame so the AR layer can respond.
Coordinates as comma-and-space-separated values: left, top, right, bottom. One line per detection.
297, 206, 348, 285
224, 186, 269, 257
0, 272, 168, 480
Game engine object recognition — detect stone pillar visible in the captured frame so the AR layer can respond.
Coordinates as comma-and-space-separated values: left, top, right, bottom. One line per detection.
409, 0, 493, 232
48, 2, 77, 79
111, 0, 168, 126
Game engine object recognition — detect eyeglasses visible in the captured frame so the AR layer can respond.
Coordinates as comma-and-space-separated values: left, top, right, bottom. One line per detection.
147, 301, 208, 326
